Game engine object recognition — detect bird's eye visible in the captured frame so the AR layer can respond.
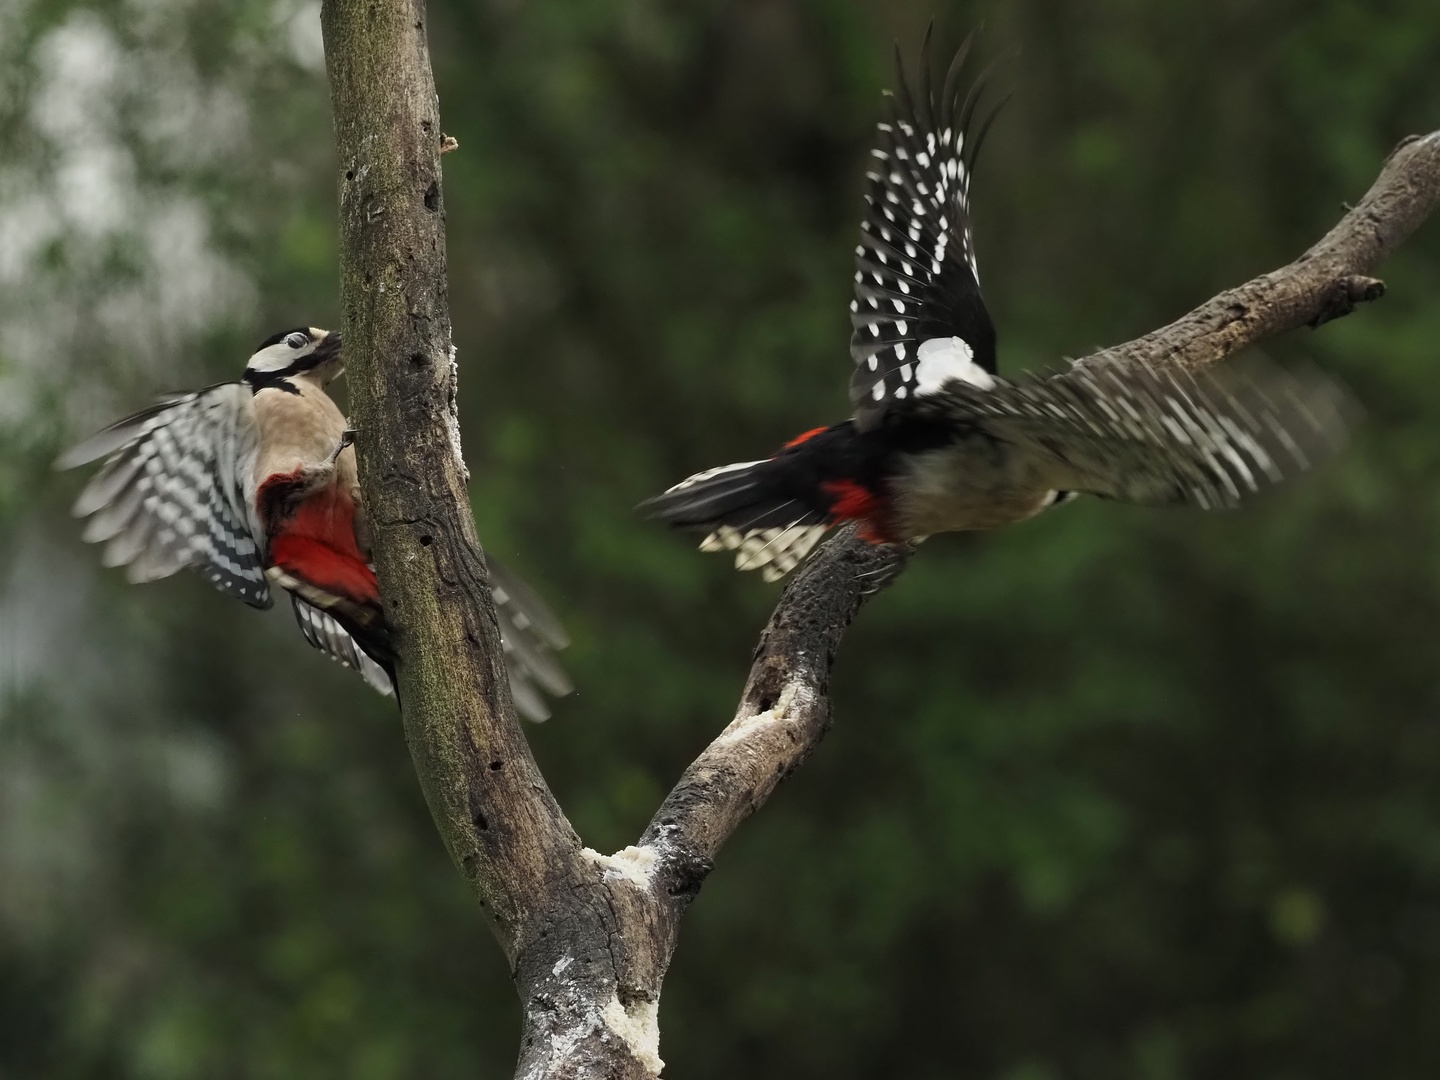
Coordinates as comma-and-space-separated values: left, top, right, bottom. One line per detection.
286, 332, 309, 349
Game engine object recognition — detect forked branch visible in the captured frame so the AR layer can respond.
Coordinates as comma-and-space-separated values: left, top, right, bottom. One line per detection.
321, 1, 1440, 1072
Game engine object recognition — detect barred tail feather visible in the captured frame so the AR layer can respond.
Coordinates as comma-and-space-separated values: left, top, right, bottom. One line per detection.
702, 522, 831, 582
641, 458, 832, 580
291, 594, 395, 696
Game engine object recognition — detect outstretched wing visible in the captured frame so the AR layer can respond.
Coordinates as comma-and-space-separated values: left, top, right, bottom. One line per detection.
58, 384, 271, 607
850, 33, 1003, 430
932, 359, 1353, 509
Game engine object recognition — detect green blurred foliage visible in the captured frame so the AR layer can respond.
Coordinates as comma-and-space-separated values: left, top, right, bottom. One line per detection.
3, 0, 1440, 1077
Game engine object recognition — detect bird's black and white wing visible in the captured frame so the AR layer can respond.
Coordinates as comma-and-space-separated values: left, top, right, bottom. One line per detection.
934, 359, 1352, 509
58, 383, 271, 608
850, 34, 1002, 430
488, 558, 573, 723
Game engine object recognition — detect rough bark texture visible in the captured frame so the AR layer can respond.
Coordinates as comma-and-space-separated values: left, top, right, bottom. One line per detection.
321, 0, 582, 972
320, 6, 1440, 1072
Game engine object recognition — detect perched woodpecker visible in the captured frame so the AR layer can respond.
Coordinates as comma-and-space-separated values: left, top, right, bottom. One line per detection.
58, 327, 572, 721
641, 38, 1351, 580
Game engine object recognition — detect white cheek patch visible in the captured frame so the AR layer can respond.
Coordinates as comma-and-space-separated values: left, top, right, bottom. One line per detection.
245, 342, 312, 374
914, 336, 994, 395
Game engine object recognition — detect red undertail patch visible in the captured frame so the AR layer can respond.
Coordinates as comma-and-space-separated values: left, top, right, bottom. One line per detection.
820, 479, 890, 544
266, 485, 378, 606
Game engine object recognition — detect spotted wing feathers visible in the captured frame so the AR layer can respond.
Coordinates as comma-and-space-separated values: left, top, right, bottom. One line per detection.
850, 34, 1001, 429
59, 384, 271, 608
938, 358, 1352, 509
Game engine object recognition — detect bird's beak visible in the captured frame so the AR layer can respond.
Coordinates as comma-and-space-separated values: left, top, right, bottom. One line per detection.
313, 328, 342, 359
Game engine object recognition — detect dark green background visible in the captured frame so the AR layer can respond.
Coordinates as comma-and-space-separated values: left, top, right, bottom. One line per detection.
4, 1, 1440, 1077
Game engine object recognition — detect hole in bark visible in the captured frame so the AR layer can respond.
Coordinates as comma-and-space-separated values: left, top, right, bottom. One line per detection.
756, 693, 777, 713
409, 352, 428, 369
473, 810, 488, 831
422, 119, 432, 133
424, 181, 440, 212
345, 170, 354, 181
419, 535, 433, 547
489, 760, 503, 770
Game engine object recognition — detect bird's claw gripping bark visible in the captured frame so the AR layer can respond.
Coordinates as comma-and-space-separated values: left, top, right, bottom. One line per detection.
328, 428, 358, 465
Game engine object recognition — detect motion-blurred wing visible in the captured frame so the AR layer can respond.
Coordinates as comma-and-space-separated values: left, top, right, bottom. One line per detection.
285, 554, 571, 720
488, 557, 573, 723
58, 384, 271, 607
850, 33, 1003, 430
935, 359, 1352, 508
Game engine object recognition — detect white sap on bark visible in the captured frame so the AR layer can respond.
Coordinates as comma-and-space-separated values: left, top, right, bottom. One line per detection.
581, 844, 659, 888
602, 995, 663, 1075
446, 344, 468, 482
715, 681, 812, 746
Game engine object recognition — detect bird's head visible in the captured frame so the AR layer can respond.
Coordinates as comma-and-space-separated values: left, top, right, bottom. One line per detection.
243, 326, 344, 390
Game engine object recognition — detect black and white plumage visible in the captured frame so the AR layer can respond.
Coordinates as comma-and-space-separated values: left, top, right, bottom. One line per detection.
60, 327, 574, 721
849, 34, 1000, 429
642, 35, 1355, 579
57, 384, 270, 607
291, 593, 393, 694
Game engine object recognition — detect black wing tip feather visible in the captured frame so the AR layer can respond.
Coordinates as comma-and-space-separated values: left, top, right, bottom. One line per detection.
889, 27, 1004, 135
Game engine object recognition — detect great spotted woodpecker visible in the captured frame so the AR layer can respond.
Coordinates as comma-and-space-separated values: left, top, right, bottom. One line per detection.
641, 38, 1351, 581
59, 327, 572, 721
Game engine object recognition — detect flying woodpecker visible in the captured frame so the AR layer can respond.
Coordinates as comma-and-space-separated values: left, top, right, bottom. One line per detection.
641, 38, 1351, 581
59, 327, 572, 721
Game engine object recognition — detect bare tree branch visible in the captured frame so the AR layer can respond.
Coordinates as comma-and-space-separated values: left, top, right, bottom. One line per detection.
641, 529, 911, 877
1083, 132, 1440, 374
320, 4, 1440, 1071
